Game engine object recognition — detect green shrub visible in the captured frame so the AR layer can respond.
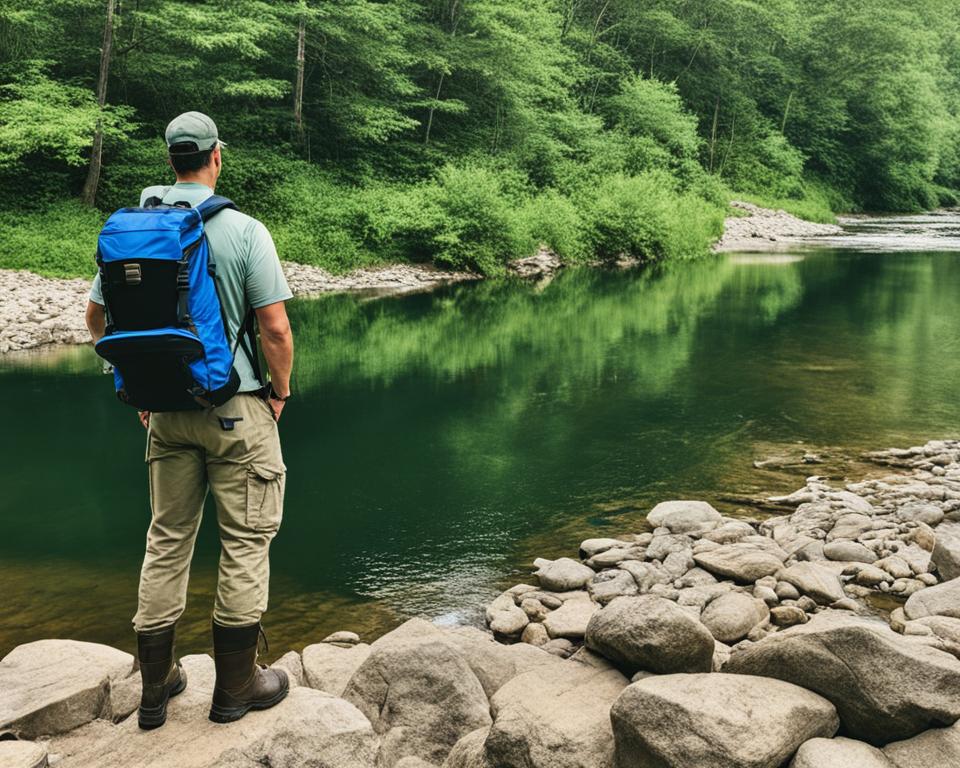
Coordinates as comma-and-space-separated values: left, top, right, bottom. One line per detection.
417, 164, 533, 275
579, 171, 724, 263
0, 200, 104, 277
518, 190, 589, 263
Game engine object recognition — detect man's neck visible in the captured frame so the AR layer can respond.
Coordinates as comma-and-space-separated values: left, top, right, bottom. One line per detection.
174, 173, 216, 190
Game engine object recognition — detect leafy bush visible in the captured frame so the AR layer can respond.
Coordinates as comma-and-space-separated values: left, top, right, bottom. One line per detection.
416, 164, 533, 275
0, 200, 103, 277
518, 190, 589, 263
578, 172, 724, 263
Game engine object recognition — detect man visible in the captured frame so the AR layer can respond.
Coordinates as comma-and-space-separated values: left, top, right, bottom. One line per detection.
85, 112, 294, 727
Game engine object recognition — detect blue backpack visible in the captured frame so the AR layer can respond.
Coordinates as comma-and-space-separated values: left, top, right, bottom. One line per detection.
94, 195, 262, 412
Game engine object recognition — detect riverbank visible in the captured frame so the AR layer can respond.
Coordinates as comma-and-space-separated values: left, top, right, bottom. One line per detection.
3, 438, 960, 767
0, 200, 829, 356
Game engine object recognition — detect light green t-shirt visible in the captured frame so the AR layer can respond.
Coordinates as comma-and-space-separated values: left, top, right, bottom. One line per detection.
90, 182, 292, 392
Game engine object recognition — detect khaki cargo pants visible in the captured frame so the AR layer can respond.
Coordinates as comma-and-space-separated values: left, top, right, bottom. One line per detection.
133, 393, 285, 632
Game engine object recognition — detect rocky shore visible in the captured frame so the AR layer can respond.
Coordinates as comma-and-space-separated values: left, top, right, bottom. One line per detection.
713, 200, 842, 252
4, 439, 960, 767
1, 199, 833, 356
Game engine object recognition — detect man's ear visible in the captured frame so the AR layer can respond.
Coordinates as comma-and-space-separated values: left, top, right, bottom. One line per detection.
213, 145, 222, 170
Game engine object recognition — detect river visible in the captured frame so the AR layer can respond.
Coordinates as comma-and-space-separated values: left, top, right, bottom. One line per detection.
2, 211, 959, 659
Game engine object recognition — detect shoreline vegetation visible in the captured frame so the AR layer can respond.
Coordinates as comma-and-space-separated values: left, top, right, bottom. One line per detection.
0, 200, 842, 356
3, 438, 960, 767
4, 1, 960, 285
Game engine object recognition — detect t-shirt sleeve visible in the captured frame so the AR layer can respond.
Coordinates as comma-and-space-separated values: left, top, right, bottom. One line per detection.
89, 272, 104, 305
244, 220, 292, 308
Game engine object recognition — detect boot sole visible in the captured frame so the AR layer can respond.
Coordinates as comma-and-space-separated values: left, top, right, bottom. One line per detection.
138, 673, 187, 730
208, 683, 289, 724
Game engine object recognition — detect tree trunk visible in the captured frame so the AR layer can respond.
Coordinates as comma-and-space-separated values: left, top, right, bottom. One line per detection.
294, 11, 306, 144
81, 0, 116, 207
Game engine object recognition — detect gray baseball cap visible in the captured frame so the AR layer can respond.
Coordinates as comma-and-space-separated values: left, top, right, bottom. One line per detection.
165, 111, 226, 151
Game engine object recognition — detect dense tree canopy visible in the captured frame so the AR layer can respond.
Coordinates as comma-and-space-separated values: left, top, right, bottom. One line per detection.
1, 0, 958, 276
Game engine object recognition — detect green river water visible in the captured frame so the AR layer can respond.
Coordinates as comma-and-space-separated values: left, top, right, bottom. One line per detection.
2, 212, 959, 659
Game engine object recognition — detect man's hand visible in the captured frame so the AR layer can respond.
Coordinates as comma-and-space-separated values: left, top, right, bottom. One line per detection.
268, 398, 286, 422
138, 411, 150, 429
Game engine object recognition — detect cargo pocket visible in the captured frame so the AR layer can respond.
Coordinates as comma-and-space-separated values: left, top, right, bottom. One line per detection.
245, 464, 286, 532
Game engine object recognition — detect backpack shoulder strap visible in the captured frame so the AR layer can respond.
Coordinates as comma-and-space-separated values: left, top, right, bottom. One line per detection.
195, 194, 237, 222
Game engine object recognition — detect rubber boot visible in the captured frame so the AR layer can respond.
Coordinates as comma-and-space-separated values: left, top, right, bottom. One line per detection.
209, 621, 288, 723
137, 624, 187, 730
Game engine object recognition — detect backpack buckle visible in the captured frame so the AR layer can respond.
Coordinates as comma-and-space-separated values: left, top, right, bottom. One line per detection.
124, 263, 142, 285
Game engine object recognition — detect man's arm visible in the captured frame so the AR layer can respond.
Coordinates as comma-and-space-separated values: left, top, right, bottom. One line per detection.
256, 300, 293, 420
85, 300, 106, 343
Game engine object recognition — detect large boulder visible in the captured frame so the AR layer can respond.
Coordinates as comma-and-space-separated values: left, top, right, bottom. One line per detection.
693, 544, 783, 582
443, 728, 492, 768
485, 662, 628, 768
882, 720, 960, 768
542, 595, 600, 639
343, 619, 491, 767
700, 592, 769, 644
789, 737, 895, 767
610, 673, 838, 768
49, 685, 378, 768
302, 641, 371, 696
534, 558, 596, 591
646, 501, 722, 533
0, 741, 49, 768
724, 612, 960, 744
585, 596, 714, 674
777, 562, 845, 604
443, 626, 561, 698
932, 522, 960, 581
904, 577, 960, 620
0, 640, 135, 739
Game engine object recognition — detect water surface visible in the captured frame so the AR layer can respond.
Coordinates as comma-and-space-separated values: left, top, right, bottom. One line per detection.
3, 214, 959, 658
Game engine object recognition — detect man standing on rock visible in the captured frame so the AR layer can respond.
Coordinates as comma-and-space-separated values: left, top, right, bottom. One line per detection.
84, 112, 294, 728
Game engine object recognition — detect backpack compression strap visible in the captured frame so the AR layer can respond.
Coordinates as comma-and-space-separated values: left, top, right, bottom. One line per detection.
193, 195, 265, 386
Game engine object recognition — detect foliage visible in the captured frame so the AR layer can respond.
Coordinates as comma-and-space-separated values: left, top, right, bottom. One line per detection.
1, 0, 959, 278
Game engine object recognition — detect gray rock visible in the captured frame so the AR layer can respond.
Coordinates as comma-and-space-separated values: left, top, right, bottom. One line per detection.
724, 611, 960, 744
50, 686, 377, 768
579, 538, 630, 559
775, 581, 801, 600
587, 548, 637, 569
904, 577, 960, 620
0, 640, 135, 739
520, 622, 549, 647
589, 569, 639, 605
646, 500, 722, 533
777, 562, 845, 604
610, 673, 838, 768
442, 728, 491, 768
520, 597, 549, 621
897, 503, 945, 527
770, 605, 808, 627
932, 521, 960, 581
675, 567, 719, 587
875, 556, 913, 580
585, 596, 714, 674
444, 626, 561, 699
855, 564, 895, 587
823, 540, 878, 563
535, 558, 596, 591
485, 593, 529, 637
828, 513, 875, 541
693, 544, 784, 582
618, 560, 673, 592
912, 615, 960, 657
542, 638, 576, 658
789, 737, 895, 767
700, 592, 769, 644
646, 533, 694, 562
753, 585, 779, 606
271, 650, 305, 687
0, 741, 48, 768
322, 630, 361, 645
662, 550, 695, 579
343, 619, 491, 766
302, 641, 371, 696
486, 662, 627, 768
702, 521, 756, 544
882, 720, 960, 768
542, 595, 600, 639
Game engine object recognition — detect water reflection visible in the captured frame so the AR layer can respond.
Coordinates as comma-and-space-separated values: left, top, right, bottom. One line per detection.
2, 245, 959, 657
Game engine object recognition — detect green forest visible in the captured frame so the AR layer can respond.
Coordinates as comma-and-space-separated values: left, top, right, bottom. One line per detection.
2, 0, 959, 278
